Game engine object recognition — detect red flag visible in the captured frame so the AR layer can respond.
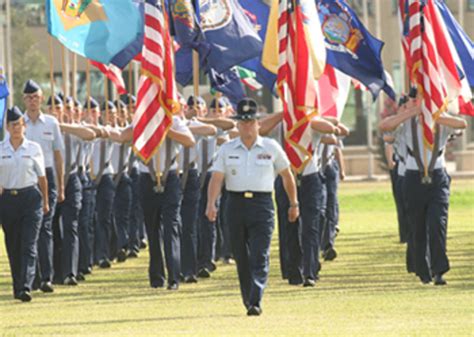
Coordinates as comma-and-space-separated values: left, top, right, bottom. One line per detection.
90, 60, 127, 95
276, 0, 321, 172
132, 0, 178, 163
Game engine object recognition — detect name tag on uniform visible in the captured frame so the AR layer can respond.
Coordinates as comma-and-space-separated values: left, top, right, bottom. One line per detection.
1, 155, 12, 159
42, 132, 54, 141
227, 155, 241, 165
256, 153, 272, 166
22, 155, 32, 158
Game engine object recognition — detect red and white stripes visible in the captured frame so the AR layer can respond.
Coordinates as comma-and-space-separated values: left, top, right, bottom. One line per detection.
276, 0, 320, 172
133, 0, 178, 162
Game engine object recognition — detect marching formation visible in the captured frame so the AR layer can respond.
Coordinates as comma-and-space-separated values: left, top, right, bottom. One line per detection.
0, 79, 352, 316
0, 0, 472, 319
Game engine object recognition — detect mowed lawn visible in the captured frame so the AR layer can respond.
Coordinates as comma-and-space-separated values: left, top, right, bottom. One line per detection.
0, 179, 473, 336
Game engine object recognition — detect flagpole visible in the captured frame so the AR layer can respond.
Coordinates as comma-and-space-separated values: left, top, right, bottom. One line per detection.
5, 0, 13, 107
61, 45, 68, 97
362, 0, 374, 180
49, 36, 56, 111
71, 52, 77, 100
86, 61, 91, 112
104, 75, 109, 125
192, 51, 200, 97
128, 64, 133, 113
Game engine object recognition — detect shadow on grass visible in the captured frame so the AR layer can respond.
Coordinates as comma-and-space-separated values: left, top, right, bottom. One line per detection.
4, 313, 242, 330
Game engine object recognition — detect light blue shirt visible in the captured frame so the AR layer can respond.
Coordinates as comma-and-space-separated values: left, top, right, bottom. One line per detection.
396, 117, 453, 171
0, 138, 46, 189
24, 112, 64, 168
211, 136, 290, 192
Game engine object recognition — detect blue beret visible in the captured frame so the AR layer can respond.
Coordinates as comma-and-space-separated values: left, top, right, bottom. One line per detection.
73, 98, 82, 108
101, 100, 116, 111
6, 106, 23, 122
23, 79, 41, 94
122, 94, 136, 105
187, 95, 205, 107
84, 97, 99, 109
47, 94, 63, 106
115, 99, 127, 110
210, 97, 225, 109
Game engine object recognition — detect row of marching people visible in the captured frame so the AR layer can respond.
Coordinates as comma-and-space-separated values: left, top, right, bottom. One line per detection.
380, 88, 467, 286
1, 78, 349, 304
0, 79, 239, 301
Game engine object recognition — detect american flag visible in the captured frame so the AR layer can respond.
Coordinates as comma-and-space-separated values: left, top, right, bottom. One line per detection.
276, 0, 321, 172
90, 61, 127, 95
399, 0, 461, 146
133, 0, 178, 162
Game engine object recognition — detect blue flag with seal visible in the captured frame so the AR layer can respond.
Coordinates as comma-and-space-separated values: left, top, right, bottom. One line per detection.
200, 0, 263, 73
46, 0, 143, 65
0, 70, 9, 130
435, 0, 474, 87
208, 67, 245, 108
317, 0, 395, 100
239, 0, 277, 94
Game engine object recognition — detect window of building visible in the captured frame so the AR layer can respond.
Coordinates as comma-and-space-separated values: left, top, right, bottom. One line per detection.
469, 0, 474, 11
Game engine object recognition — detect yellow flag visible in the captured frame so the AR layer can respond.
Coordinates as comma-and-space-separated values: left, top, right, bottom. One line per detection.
262, 0, 326, 79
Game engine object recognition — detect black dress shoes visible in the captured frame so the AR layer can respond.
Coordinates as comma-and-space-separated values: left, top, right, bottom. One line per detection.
117, 249, 128, 262
17, 290, 32, 302
40, 281, 54, 293
323, 247, 337, 261
247, 306, 262, 316
98, 259, 111, 269
303, 278, 316, 287
434, 274, 447, 286
167, 282, 179, 291
184, 275, 198, 283
197, 268, 211, 278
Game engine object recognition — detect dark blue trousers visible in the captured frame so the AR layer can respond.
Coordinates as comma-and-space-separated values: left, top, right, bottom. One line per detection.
38, 168, 57, 282
61, 173, 82, 279
300, 172, 325, 280
391, 162, 409, 243
114, 174, 132, 252
180, 169, 200, 278
397, 174, 415, 273
403, 169, 450, 280
198, 172, 218, 270
321, 161, 340, 251
216, 188, 232, 260
78, 172, 96, 272
140, 172, 182, 286
94, 174, 116, 262
226, 192, 274, 309
128, 167, 144, 253
1, 186, 43, 295
274, 176, 303, 283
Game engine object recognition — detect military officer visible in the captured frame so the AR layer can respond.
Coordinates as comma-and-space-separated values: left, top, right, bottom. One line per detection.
135, 115, 195, 290
379, 89, 467, 285
179, 96, 218, 283
23, 79, 65, 293
90, 101, 117, 268
206, 98, 299, 316
195, 98, 235, 277
110, 99, 132, 262
0, 107, 49, 302
59, 99, 96, 284
320, 123, 349, 262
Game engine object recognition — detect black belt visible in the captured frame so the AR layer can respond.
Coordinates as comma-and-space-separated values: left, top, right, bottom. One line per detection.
228, 191, 272, 199
3, 185, 37, 196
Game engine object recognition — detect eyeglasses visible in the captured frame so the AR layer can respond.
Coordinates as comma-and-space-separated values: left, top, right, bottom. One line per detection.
24, 95, 41, 100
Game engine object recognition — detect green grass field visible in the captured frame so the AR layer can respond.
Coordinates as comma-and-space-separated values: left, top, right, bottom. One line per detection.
1, 180, 473, 336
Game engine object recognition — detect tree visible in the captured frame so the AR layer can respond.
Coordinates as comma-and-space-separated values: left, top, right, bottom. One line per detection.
11, 7, 47, 108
